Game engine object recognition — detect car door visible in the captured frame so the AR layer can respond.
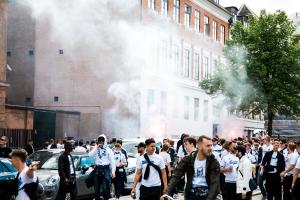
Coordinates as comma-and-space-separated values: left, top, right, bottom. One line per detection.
76, 156, 95, 197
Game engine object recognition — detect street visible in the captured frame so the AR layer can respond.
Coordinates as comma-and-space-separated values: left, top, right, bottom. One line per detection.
117, 193, 263, 200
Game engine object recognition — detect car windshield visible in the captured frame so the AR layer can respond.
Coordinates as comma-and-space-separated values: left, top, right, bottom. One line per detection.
28, 151, 57, 168
41, 154, 79, 170
122, 142, 138, 158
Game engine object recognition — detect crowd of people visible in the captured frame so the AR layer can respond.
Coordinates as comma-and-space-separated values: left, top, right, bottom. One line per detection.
1, 133, 300, 200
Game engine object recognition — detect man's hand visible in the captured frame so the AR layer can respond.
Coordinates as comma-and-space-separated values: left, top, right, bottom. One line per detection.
280, 171, 285, 177
111, 172, 116, 179
65, 178, 69, 185
241, 192, 246, 199
29, 161, 38, 171
130, 187, 136, 197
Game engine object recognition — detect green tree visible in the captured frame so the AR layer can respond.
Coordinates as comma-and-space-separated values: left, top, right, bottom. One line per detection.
200, 11, 300, 135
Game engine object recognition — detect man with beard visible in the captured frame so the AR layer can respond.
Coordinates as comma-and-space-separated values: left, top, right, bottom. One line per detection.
163, 135, 220, 200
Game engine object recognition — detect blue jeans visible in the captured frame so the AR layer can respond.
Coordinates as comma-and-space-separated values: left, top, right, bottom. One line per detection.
94, 165, 111, 200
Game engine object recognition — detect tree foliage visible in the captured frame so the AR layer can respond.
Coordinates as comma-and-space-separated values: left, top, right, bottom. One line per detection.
200, 11, 300, 135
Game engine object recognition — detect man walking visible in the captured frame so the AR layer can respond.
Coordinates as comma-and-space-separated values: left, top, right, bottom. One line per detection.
10, 149, 38, 200
131, 138, 167, 200
89, 134, 116, 200
260, 139, 285, 200
220, 141, 239, 200
164, 135, 220, 200
57, 141, 77, 200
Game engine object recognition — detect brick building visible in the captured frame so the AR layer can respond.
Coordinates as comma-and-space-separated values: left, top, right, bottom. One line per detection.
7, 0, 264, 140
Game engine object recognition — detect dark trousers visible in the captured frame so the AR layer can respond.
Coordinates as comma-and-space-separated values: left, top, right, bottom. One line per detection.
265, 173, 282, 200
223, 182, 237, 200
283, 175, 293, 200
186, 193, 208, 200
292, 178, 300, 199
220, 173, 225, 195
140, 185, 161, 200
94, 165, 111, 200
237, 192, 252, 200
113, 168, 125, 198
258, 168, 267, 197
56, 178, 77, 200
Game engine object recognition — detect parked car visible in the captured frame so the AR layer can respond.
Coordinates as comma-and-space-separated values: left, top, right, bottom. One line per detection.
28, 149, 95, 200
0, 158, 17, 198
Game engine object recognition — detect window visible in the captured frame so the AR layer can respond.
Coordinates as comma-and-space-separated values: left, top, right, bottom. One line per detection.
184, 4, 191, 28
59, 49, 64, 54
194, 98, 199, 121
184, 96, 189, 120
54, 96, 59, 102
194, 53, 200, 80
173, 0, 180, 23
204, 16, 210, 36
25, 97, 31, 103
212, 21, 218, 41
7, 51, 11, 57
203, 100, 208, 121
244, 21, 248, 28
204, 56, 209, 79
160, 91, 167, 115
148, 0, 155, 10
183, 49, 190, 78
220, 25, 225, 44
161, 40, 168, 66
213, 0, 219, 4
147, 89, 155, 109
173, 44, 180, 75
195, 10, 200, 32
162, 0, 168, 16
29, 50, 34, 56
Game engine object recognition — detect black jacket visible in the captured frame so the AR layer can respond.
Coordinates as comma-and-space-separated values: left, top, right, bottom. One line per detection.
261, 151, 285, 174
58, 152, 76, 184
25, 145, 34, 156
167, 151, 220, 200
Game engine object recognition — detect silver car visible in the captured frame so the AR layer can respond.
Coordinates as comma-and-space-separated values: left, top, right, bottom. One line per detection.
28, 149, 95, 200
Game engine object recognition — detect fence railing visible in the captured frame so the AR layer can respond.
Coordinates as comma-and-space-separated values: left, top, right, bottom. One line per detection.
0, 129, 34, 148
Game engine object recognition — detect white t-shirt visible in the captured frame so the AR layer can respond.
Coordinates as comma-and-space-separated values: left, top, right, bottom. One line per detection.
159, 151, 171, 165
74, 146, 87, 153
114, 151, 127, 168
136, 153, 165, 187
213, 144, 222, 156
220, 153, 239, 183
261, 144, 273, 163
285, 152, 299, 176
246, 152, 256, 164
16, 167, 37, 200
268, 152, 278, 173
68, 155, 75, 175
192, 159, 208, 187
295, 157, 300, 178
177, 146, 187, 158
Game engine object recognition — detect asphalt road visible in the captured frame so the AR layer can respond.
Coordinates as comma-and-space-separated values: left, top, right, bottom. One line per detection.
114, 193, 263, 200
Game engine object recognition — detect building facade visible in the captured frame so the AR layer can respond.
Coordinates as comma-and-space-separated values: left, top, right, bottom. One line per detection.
7, 0, 264, 140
